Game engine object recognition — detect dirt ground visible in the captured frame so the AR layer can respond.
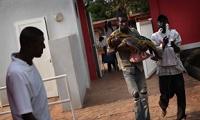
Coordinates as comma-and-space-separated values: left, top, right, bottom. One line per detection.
1, 71, 200, 120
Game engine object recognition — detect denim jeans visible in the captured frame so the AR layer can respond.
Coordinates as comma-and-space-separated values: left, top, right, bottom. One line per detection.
122, 65, 150, 120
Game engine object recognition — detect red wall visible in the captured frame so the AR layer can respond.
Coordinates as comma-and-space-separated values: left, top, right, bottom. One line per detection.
148, 0, 200, 44
77, 0, 97, 80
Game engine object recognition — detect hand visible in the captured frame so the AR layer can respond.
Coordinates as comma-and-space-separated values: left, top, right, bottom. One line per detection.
171, 41, 180, 53
163, 36, 169, 45
150, 56, 159, 61
171, 40, 175, 46
162, 36, 168, 49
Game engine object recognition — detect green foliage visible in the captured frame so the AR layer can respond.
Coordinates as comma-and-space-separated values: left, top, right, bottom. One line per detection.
87, 0, 113, 21
86, 0, 149, 21
132, 0, 149, 13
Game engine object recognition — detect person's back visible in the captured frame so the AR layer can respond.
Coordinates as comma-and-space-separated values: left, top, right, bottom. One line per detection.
7, 56, 51, 120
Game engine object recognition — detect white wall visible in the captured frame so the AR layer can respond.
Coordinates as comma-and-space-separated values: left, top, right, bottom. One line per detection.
73, 0, 91, 89
136, 20, 157, 79
180, 42, 200, 50
49, 35, 85, 109
0, 0, 90, 108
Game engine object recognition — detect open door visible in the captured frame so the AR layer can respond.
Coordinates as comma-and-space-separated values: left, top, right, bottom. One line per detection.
136, 20, 157, 79
15, 17, 58, 97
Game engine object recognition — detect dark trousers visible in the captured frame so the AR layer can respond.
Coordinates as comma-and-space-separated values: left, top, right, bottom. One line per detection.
159, 73, 186, 120
108, 62, 116, 72
103, 52, 118, 72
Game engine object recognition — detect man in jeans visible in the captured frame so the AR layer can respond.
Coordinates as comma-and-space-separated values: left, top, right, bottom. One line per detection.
107, 17, 150, 120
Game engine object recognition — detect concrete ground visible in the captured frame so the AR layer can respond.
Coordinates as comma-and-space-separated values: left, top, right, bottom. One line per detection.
1, 71, 200, 120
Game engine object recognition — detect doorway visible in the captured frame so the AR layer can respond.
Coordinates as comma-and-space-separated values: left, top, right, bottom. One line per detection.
15, 17, 58, 97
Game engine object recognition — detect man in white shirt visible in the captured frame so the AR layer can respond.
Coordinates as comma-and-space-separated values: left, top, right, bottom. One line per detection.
6, 27, 51, 120
151, 15, 186, 120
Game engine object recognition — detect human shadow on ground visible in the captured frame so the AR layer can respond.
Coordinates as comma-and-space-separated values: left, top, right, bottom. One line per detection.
167, 111, 200, 120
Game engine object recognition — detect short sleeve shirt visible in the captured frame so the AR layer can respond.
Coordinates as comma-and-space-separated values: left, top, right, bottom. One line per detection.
151, 28, 182, 46
151, 29, 184, 76
6, 54, 51, 120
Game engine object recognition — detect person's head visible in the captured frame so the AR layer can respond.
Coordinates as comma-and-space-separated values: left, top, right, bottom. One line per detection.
20, 26, 45, 58
128, 19, 136, 28
157, 14, 169, 33
107, 21, 111, 27
118, 17, 129, 33
104, 20, 108, 25
107, 21, 113, 31
104, 20, 108, 32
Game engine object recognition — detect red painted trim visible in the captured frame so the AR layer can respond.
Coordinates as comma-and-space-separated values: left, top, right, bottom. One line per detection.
148, 0, 200, 45
77, 0, 97, 80
148, 0, 160, 31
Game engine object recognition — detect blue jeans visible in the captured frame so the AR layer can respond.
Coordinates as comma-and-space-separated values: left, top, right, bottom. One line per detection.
122, 65, 150, 120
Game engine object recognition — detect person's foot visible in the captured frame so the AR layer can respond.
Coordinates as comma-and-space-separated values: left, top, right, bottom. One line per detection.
161, 109, 167, 117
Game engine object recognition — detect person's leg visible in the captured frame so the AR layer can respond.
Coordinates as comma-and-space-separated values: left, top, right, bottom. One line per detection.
136, 67, 150, 120
159, 75, 171, 116
111, 62, 116, 71
122, 66, 143, 120
113, 53, 119, 71
110, 52, 117, 71
173, 74, 186, 120
107, 63, 112, 72
169, 79, 175, 99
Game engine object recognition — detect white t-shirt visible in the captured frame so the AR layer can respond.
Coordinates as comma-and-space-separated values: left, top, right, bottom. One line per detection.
151, 28, 182, 47
6, 54, 51, 120
97, 36, 107, 48
151, 28, 185, 76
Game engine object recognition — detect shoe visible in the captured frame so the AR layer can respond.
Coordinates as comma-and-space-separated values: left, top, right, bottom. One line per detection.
161, 109, 167, 117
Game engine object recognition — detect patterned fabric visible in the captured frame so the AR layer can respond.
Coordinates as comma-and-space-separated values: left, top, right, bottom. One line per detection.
156, 63, 183, 76
107, 29, 141, 68
107, 28, 158, 70
156, 46, 185, 76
